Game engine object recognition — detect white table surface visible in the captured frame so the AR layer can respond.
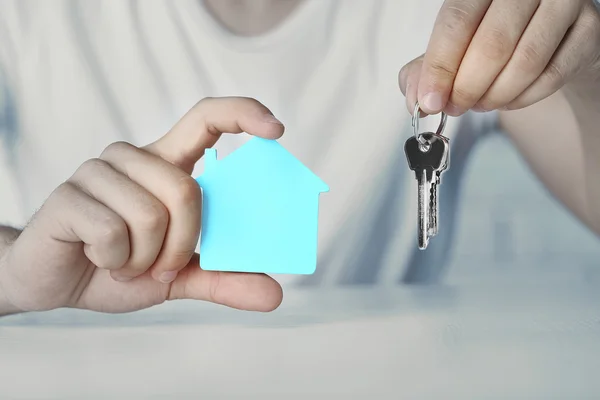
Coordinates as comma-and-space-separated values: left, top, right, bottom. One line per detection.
2, 283, 600, 399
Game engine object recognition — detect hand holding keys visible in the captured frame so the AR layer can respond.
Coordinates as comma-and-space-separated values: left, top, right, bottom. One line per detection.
404, 103, 449, 250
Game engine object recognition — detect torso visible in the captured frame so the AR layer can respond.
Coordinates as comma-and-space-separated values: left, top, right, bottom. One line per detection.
0, 0, 496, 285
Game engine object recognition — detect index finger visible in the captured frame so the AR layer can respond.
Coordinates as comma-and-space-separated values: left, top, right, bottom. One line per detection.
144, 97, 285, 174
418, 0, 491, 114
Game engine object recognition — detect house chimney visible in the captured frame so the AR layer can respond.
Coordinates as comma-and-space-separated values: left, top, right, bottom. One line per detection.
204, 148, 217, 171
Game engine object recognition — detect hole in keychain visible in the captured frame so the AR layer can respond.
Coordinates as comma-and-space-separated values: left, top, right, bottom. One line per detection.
412, 102, 447, 153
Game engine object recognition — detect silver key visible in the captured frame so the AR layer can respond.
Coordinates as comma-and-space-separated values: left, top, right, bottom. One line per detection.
428, 134, 449, 237
406, 103, 449, 249
405, 133, 448, 249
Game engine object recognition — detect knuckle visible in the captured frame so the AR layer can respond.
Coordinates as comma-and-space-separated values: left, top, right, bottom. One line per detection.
96, 216, 128, 246
478, 28, 512, 61
428, 61, 457, 82
135, 202, 169, 232
194, 97, 213, 109
543, 61, 566, 88
442, 3, 475, 38
75, 158, 110, 176
514, 43, 545, 74
450, 85, 479, 106
100, 141, 135, 159
52, 181, 78, 200
171, 176, 202, 207
579, 7, 600, 40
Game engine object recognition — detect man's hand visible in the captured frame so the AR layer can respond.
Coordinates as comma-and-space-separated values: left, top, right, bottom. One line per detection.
0, 97, 285, 315
399, 0, 600, 116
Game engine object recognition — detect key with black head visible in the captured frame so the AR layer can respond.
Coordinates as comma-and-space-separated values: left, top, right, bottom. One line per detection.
404, 133, 449, 249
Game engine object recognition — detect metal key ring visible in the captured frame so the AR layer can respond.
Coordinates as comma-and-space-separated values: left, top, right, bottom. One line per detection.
412, 102, 448, 147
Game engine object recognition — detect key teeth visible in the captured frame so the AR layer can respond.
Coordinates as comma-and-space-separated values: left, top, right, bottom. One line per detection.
429, 171, 441, 238
429, 182, 436, 236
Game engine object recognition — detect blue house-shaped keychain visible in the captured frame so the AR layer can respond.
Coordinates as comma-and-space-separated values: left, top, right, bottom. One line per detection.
196, 137, 329, 275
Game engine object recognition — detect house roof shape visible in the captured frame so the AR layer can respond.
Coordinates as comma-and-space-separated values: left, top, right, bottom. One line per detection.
198, 136, 330, 194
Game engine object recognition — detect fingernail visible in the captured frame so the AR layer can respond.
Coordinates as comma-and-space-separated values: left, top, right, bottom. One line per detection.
159, 271, 178, 284
262, 114, 283, 125
422, 92, 443, 113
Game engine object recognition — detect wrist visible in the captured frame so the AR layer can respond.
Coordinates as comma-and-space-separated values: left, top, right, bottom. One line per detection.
0, 286, 21, 317
561, 77, 600, 133
0, 227, 23, 316
0, 262, 23, 317
563, 66, 600, 104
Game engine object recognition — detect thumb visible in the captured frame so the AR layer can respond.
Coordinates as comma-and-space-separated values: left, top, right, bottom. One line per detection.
143, 97, 285, 174
168, 255, 284, 312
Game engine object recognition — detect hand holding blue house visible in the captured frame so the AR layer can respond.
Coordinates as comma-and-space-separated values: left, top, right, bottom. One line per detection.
195, 137, 329, 275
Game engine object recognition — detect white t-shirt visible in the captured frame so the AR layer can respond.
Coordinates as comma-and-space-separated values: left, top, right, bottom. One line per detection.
0, 0, 498, 286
